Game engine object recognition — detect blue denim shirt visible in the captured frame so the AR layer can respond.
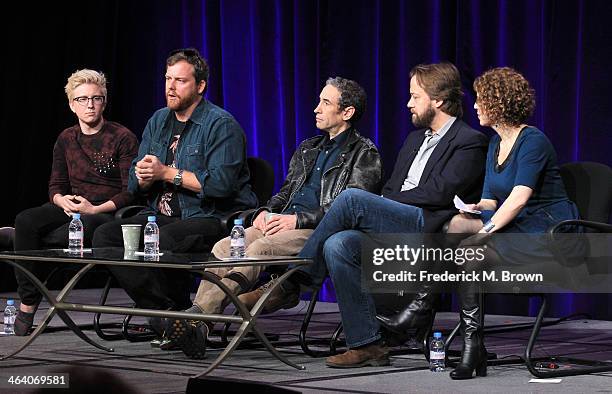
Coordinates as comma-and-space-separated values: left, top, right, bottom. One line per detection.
128, 99, 257, 218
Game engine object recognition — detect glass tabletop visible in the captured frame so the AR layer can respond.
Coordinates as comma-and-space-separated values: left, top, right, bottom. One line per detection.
0, 247, 311, 269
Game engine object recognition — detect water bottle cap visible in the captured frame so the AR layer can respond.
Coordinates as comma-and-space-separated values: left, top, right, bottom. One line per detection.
234, 218, 244, 225
7, 299, 14, 306
433, 332, 442, 339
147, 216, 156, 222
72, 213, 81, 219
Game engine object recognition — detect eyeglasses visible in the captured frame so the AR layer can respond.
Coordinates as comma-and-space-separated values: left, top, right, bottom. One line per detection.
73, 96, 105, 106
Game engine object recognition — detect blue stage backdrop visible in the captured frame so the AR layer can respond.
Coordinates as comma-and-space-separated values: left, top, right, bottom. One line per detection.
1, 0, 611, 319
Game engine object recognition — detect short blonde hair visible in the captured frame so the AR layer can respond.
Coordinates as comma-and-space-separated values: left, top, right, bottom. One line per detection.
64, 69, 107, 102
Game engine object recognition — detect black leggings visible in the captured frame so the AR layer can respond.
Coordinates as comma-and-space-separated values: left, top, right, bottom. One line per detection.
13, 203, 114, 306
92, 213, 223, 310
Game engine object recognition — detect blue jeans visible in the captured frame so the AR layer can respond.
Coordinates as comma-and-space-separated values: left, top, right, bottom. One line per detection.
297, 188, 424, 347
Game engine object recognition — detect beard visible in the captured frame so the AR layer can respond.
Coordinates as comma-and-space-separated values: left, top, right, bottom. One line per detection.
411, 105, 436, 129
166, 91, 199, 112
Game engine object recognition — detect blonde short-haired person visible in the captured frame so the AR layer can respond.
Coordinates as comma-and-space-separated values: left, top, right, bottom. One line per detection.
13, 69, 138, 335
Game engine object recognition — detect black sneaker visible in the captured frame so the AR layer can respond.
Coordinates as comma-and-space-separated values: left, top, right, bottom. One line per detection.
14, 310, 35, 336
164, 319, 208, 360
181, 322, 208, 359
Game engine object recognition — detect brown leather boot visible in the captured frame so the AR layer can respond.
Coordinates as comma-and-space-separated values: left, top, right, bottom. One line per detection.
325, 343, 390, 368
237, 275, 299, 313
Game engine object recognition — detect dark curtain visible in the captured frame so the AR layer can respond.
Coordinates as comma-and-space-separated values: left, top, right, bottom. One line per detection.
1, 0, 611, 319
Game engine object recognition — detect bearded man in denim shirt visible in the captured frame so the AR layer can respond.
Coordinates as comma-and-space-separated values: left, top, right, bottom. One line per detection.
93, 48, 257, 312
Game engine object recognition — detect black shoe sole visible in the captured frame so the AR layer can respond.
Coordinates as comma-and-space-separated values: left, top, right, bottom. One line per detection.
181, 324, 208, 360
261, 298, 300, 314
164, 319, 207, 359
325, 357, 390, 368
164, 319, 189, 343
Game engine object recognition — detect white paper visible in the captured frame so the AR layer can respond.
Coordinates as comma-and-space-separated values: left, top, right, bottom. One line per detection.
453, 195, 481, 214
529, 378, 562, 384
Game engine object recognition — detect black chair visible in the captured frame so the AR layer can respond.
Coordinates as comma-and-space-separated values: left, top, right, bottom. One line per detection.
0, 227, 15, 249
0, 227, 17, 291
444, 162, 612, 377
93, 156, 276, 341
245, 157, 275, 206
523, 162, 612, 377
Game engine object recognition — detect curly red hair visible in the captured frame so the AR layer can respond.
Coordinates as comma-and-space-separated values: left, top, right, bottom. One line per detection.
473, 67, 535, 127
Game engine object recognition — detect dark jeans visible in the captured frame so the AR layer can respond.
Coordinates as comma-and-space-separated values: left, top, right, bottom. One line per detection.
296, 189, 425, 348
14, 203, 114, 306
92, 213, 223, 310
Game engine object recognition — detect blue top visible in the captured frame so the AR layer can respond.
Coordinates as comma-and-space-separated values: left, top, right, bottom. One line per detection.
481, 127, 577, 233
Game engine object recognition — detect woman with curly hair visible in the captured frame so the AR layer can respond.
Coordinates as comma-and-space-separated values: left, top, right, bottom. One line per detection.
445, 67, 579, 379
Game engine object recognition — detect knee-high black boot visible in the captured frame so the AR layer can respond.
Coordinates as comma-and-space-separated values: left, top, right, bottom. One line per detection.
375, 289, 437, 333
450, 280, 487, 380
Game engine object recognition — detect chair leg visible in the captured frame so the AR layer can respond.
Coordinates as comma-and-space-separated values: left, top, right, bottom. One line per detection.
299, 289, 345, 357
524, 296, 612, 378
329, 321, 344, 354
121, 314, 156, 342
93, 275, 124, 341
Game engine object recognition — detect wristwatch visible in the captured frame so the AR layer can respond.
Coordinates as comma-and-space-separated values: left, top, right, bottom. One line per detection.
173, 169, 184, 187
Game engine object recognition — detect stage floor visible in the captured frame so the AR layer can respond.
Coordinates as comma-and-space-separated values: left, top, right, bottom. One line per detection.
1, 289, 612, 393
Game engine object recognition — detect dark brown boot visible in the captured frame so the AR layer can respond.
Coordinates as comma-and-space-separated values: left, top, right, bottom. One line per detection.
325, 343, 390, 368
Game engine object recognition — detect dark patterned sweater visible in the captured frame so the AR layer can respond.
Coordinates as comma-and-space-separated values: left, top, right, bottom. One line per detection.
48, 121, 139, 210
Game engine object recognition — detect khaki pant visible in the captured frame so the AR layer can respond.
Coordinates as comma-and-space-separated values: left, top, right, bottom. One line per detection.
193, 226, 313, 313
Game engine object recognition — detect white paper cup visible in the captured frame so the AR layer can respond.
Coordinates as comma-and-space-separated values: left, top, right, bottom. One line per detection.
121, 224, 142, 251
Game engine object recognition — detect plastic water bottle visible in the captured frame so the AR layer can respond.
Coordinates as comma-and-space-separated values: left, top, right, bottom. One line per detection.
4, 299, 16, 335
68, 213, 84, 253
229, 218, 246, 258
144, 216, 160, 256
430, 331, 446, 372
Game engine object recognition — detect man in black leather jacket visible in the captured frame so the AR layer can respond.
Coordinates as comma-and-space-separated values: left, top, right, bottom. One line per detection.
168, 77, 382, 359
240, 62, 488, 368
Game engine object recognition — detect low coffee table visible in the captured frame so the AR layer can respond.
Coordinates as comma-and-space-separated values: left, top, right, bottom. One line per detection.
0, 248, 311, 377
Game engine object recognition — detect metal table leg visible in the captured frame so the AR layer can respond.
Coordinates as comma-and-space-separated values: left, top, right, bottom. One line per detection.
194, 267, 306, 378
0, 260, 113, 360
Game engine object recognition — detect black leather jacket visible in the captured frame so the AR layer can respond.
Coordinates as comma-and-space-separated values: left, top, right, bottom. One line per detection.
261, 128, 383, 229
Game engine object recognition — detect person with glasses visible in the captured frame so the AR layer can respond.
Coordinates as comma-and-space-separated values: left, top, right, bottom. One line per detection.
12, 69, 139, 335
92, 48, 257, 324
